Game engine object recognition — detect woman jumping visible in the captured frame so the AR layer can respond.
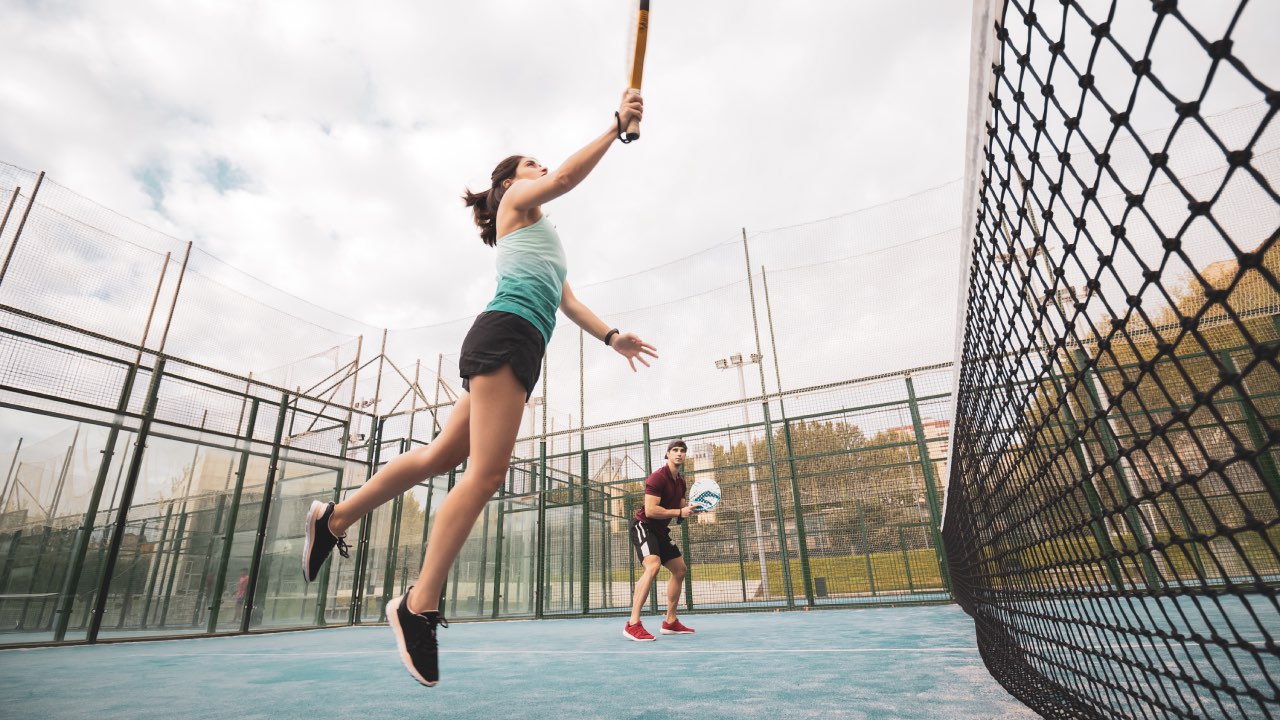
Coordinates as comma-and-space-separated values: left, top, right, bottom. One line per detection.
301, 90, 656, 687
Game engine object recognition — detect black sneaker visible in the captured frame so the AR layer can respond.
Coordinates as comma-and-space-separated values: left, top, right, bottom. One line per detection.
302, 500, 350, 582
387, 590, 448, 686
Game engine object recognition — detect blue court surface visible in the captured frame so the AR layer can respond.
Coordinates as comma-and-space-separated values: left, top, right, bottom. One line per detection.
0, 604, 1036, 719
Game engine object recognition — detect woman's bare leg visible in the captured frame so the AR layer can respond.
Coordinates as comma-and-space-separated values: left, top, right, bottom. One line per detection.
327, 395, 472, 536
406, 366, 526, 614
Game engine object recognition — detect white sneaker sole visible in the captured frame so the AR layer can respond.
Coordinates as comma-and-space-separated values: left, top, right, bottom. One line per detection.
623, 627, 656, 642
660, 628, 695, 635
301, 500, 324, 582
387, 595, 438, 687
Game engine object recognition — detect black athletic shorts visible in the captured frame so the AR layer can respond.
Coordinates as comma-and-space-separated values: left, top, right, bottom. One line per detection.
630, 519, 682, 564
459, 311, 546, 401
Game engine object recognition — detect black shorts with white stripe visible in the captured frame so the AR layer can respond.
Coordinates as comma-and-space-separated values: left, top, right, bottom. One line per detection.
629, 519, 682, 564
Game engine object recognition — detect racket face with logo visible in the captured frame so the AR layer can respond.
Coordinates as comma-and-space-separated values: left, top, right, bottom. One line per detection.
689, 477, 721, 512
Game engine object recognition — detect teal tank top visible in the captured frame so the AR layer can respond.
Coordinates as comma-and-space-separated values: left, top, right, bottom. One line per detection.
484, 215, 568, 343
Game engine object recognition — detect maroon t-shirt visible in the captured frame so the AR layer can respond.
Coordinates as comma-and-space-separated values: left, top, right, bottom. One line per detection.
633, 464, 686, 527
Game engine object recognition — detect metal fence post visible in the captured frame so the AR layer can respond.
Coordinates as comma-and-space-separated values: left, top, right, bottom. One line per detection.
313, 429, 350, 625
241, 391, 290, 632
1072, 349, 1160, 590
205, 396, 260, 634
761, 402, 794, 607
349, 416, 385, 624
643, 422, 658, 613
580, 448, 591, 615
535, 440, 548, 618
53, 364, 139, 641
780, 418, 814, 605
1050, 366, 1126, 589
904, 374, 952, 593
88, 358, 167, 642
491, 468, 508, 619
0, 171, 44, 289
1219, 349, 1280, 500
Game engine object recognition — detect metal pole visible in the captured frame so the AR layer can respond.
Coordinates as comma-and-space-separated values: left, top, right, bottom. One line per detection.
382, 493, 405, 620
191, 494, 225, 627
760, 267, 787, 396
153, 241, 192, 354
314, 430, 350, 626
739, 230, 769, 405
205, 398, 260, 634
1073, 349, 1160, 590
0, 171, 44, 289
138, 503, 174, 628
737, 363, 770, 599
0, 438, 23, 514
16, 524, 54, 630
535, 440, 547, 617
1046, 364, 1126, 589
580, 448, 590, 614
760, 402, 794, 607
241, 392, 290, 632
761, 267, 812, 603
0, 186, 22, 240
349, 416, 384, 624
47, 425, 80, 522
1220, 349, 1280, 500
904, 374, 951, 592
373, 329, 388, 416
781, 420, 814, 605
860, 505, 876, 596
88, 358, 167, 642
157, 507, 188, 627
491, 467, 508, 619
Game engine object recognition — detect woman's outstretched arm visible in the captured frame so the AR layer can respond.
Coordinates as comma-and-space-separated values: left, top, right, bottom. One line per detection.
503, 91, 643, 210
560, 281, 658, 372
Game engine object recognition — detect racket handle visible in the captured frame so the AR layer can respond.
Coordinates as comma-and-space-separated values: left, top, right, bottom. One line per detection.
624, 88, 641, 142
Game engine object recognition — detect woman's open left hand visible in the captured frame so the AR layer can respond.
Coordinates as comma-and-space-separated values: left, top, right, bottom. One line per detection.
611, 332, 658, 372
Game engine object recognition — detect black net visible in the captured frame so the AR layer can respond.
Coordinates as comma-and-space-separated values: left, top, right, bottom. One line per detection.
944, 1, 1279, 718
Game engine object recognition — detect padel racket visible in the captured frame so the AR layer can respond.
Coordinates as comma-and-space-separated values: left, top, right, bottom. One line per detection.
624, 0, 650, 141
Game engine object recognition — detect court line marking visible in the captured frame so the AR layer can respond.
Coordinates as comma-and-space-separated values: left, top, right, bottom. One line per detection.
112, 636, 1278, 659
120, 647, 981, 658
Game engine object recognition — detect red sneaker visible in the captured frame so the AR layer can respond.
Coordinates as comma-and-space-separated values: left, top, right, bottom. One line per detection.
661, 618, 695, 635
623, 621, 656, 642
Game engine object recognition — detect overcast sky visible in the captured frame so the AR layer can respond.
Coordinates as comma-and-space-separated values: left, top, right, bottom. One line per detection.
0, 1, 973, 330
1, 2, 1277, 494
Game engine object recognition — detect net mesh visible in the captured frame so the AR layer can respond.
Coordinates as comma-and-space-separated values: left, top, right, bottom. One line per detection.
943, 1, 1279, 718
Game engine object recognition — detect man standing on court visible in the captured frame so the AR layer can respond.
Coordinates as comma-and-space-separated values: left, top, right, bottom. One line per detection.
625, 439, 698, 641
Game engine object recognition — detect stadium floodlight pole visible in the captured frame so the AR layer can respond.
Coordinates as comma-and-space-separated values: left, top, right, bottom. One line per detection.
715, 352, 769, 600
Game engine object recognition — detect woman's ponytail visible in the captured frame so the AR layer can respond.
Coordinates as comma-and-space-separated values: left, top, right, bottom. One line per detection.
462, 154, 523, 247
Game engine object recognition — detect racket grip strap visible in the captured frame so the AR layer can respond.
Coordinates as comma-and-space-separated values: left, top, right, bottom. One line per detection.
615, 112, 635, 144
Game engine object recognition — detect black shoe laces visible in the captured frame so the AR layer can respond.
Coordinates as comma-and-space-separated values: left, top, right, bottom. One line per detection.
334, 535, 351, 559
406, 612, 448, 652
418, 612, 448, 632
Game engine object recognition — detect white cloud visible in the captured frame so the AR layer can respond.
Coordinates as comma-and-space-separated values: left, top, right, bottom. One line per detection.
0, 0, 1275, 437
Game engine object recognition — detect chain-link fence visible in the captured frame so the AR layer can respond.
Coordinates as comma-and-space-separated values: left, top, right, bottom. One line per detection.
0, 153, 963, 645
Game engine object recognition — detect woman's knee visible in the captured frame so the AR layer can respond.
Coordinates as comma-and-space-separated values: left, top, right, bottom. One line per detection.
468, 466, 509, 494
423, 442, 468, 472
